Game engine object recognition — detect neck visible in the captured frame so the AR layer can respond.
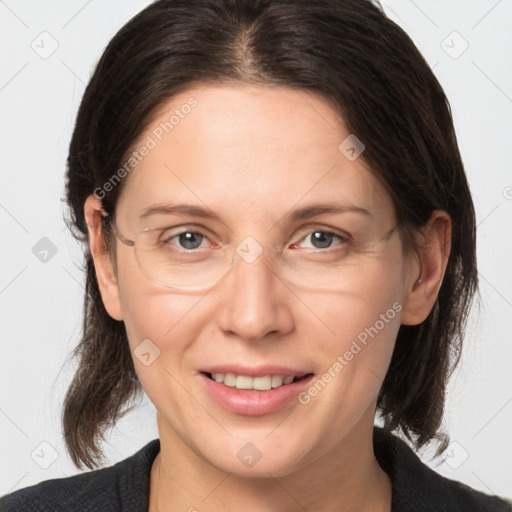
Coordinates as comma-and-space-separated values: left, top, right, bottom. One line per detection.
149, 412, 392, 512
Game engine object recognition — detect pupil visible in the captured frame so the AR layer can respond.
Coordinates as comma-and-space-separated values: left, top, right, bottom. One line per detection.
311, 231, 332, 249
179, 232, 203, 249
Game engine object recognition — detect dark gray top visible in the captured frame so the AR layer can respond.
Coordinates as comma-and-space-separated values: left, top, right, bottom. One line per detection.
1, 426, 510, 511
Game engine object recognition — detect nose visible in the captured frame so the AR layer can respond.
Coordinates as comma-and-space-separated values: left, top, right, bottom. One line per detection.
215, 246, 294, 343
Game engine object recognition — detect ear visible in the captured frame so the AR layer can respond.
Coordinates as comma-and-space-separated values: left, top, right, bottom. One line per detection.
84, 194, 123, 321
400, 210, 451, 326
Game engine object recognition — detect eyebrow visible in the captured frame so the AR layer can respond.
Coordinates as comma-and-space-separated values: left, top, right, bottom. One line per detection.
139, 201, 372, 221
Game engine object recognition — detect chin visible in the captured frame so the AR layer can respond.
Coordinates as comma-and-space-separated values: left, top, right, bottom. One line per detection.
196, 435, 311, 478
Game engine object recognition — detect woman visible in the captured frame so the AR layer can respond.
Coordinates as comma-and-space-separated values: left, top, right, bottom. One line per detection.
1, 0, 510, 510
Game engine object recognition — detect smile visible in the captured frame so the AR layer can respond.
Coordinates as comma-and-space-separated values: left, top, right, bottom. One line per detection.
199, 372, 315, 415
206, 372, 303, 390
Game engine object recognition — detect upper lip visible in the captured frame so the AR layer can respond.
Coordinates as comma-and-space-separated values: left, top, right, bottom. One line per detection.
200, 365, 312, 378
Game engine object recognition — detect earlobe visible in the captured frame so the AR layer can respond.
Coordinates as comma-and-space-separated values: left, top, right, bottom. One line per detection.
84, 194, 123, 321
400, 211, 451, 326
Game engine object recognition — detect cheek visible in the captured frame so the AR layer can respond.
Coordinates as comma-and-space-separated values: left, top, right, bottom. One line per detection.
115, 250, 209, 398
303, 286, 400, 372
312, 251, 403, 340
287, 277, 402, 449
120, 285, 205, 356
298, 254, 405, 396
114, 245, 202, 346
118, 285, 210, 417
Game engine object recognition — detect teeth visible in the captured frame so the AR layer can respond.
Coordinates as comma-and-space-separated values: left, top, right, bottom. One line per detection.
210, 372, 298, 390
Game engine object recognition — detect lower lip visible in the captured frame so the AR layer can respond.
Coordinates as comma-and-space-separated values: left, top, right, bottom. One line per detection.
198, 372, 315, 416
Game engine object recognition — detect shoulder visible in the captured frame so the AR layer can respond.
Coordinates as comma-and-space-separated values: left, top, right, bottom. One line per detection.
373, 426, 512, 512
0, 439, 160, 512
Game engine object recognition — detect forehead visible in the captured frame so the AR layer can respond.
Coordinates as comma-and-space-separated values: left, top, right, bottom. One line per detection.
116, 84, 394, 226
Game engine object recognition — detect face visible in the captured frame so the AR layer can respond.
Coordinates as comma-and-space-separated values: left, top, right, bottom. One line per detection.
89, 84, 429, 477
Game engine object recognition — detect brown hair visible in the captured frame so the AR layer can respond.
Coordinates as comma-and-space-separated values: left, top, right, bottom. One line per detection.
64, 0, 478, 469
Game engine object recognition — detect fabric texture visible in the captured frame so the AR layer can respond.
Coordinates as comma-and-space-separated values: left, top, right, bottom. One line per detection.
1, 426, 510, 511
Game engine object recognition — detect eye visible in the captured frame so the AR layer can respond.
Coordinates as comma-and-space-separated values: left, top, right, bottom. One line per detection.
154, 226, 350, 252
161, 229, 211, 251
293, 229, 350, 251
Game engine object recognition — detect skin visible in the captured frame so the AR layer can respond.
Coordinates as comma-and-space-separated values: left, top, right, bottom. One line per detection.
84, 84, 451, 511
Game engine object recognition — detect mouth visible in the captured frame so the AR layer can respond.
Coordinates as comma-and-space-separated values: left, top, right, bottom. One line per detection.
199, 370, 316, 415
201, 371, 313, 391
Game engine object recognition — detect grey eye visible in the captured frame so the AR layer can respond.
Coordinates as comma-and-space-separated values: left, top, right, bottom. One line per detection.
164, 231, 207, 250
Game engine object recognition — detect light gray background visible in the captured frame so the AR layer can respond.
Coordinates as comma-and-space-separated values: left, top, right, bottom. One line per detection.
1, 0, 511, 500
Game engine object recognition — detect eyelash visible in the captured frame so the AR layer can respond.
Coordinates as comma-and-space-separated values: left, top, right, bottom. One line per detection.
159, 225, 351, 252
294, 229, 351, 251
